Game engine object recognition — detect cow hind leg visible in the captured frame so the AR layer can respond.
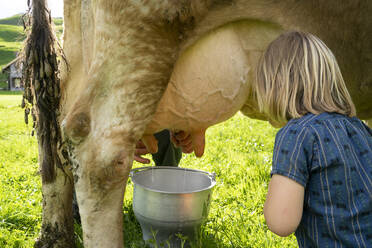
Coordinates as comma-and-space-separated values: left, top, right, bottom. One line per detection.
19, 0, 76, 245
35, 166, 75, 248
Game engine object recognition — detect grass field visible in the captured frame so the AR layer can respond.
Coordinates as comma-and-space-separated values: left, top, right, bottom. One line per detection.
0, 91, 298, 247
0, 15, 25, 26
0, 23, 24, 88
0, 15, 25, 89
0, 15, 25, 66
0, 15, 63, 89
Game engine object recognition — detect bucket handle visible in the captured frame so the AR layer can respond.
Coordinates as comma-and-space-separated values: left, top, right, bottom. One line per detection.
129, 166, 216, 182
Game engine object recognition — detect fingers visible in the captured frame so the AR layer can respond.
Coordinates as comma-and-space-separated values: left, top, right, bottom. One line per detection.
135, 139, 149, 156
171, 131, 193, 154
174, 130, 189, 140
181, 140, 193, 154
134, 155, 151, 164
172, 130, 206, 157
170, 133, 178, 146
134, 139, 150, 164
136, 139, 146, 149
135, 147, 148, 156
171, 131, 192, 147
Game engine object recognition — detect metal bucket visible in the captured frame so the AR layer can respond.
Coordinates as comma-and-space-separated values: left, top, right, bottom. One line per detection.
130, 166, 216, 248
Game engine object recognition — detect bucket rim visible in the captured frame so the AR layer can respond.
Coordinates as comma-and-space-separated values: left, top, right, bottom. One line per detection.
130, 166, 216, 194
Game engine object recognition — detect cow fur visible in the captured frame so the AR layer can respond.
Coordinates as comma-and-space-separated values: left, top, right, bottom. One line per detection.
23, 0, 371, 247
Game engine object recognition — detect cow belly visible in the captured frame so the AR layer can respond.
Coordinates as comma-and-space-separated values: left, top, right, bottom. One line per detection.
146, 21, 281, 135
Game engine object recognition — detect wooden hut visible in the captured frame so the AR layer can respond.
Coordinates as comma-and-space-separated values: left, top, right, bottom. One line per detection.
1, 57, 23, 91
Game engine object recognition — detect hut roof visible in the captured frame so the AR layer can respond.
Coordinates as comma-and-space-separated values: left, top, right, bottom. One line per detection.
1, 57, 21, 73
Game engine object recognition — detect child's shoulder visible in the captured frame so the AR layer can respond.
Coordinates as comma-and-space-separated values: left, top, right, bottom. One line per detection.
280, 112, 371, 139
287, 112, 356, 128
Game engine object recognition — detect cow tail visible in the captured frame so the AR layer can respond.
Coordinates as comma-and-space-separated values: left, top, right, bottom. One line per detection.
21, 0, 64, 183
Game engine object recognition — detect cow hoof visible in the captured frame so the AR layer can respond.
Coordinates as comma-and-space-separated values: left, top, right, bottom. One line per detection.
34, 224, 76, 248
34, 230, 75, 248
35, 240, 75, 248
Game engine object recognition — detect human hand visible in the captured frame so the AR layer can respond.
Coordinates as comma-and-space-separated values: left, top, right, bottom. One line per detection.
171, 131, 193, 153
171, 129, 206, 157
134, 140, 151, 164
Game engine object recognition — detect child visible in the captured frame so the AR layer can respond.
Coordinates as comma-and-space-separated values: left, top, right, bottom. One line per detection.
255, 31, 372, 247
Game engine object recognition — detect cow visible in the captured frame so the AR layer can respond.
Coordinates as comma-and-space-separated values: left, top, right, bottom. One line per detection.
22, 0, 371, 247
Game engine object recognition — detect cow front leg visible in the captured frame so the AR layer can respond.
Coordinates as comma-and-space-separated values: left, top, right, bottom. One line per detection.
35, 166, 75, 248
71, 143, 134, 248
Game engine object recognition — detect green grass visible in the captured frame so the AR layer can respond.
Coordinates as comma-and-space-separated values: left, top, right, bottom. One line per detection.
0, 91, 40, 247
0, 14, 62, 27
53, 18, 63, 26
0, 81, 7, 89
125, 116, 297, 248
0, 15, 63, 87
0, 23, 24, 88
0, 24, 24, 66
0, 91, 297, 247
0, 14, 24, 26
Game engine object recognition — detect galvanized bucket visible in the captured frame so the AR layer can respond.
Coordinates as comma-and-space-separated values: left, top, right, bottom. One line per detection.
130, 166, 216, 248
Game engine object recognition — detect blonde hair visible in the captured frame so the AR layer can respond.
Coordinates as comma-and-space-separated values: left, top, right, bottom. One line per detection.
255, 31, 356, 126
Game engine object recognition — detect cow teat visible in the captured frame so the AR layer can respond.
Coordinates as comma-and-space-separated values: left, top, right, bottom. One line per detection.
142, 134, 159, 154
62, 111, 91, 144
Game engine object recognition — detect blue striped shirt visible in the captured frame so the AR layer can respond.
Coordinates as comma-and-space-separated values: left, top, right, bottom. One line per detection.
272, 112, 372, 248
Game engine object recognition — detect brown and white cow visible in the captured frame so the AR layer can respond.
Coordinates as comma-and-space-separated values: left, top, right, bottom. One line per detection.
24, 0, 371, 247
